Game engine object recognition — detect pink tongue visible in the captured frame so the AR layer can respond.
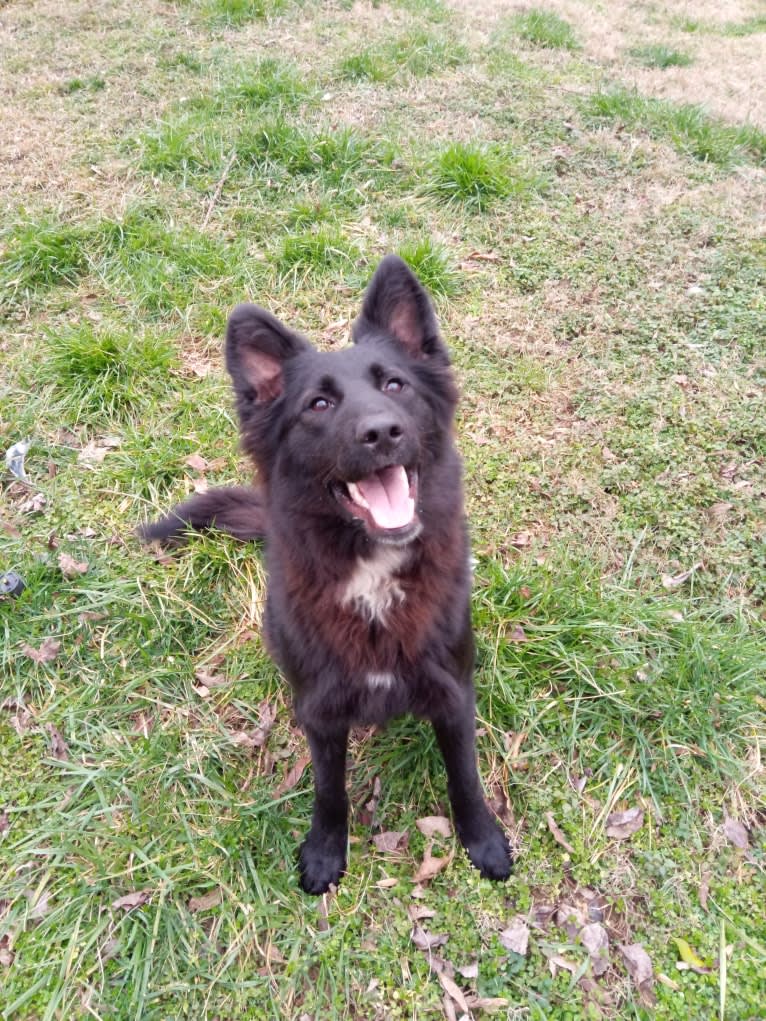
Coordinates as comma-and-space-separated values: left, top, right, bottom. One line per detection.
356, 465, 414, 529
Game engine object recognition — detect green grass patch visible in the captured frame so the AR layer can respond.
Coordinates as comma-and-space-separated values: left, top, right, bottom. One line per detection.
396, 238, 457, 298
336, 28, 468, 83
0, 216, 90, 309
508, 8, 579, 50
198, 0, 292, 26
424, 141, 537, 211
37, 323, 178, 425
628, 44, 693, 69
582, 87, 766, 166
275, 226, 360, 283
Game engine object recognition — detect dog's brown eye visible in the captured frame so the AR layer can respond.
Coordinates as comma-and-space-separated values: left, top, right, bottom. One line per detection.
309, 396, 332, 412
384, 378, 404, 393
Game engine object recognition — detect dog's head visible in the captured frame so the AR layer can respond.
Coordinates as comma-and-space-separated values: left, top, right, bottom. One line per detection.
225, 255, 458, 546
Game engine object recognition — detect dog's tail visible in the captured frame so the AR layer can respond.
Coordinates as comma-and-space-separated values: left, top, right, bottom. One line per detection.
138, 486, 267, 545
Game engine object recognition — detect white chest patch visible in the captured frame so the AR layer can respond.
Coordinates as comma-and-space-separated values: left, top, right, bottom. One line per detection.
341, 546, 408, 624
366, 671, 396, 690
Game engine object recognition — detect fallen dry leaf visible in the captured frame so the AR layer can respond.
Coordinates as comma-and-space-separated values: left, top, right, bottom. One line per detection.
407, 904, 437, 922
619, 943, 656, 1006
465, 996, 509, 1010
508, 625, 528, 642
546, 812, 575, 854
436, 970, 469, 1013
27, 887, 50, 920
661, 562, 703, 590
605, 807, 644, 840
112, 890, 152, 911
373, 830, 408, 853
194, 668, 229, 689
411, 925, 449, 951
547, 953, 578, 977
22, 638, 61, 664
47, 724, 69, 760
580, 922, 610, 976
0, 935, 14, 967
0, 812, 9, 835
413, 842, 453, 883
78, 437, 120, 465
375, 877, 398, 889
722, 816, 749, 850
58, 552, 88, 578
416, 816, 452, 839
456, 961, 479, 979
185, 453, 208, 472
188, 888, 222, 913
499, 917, 529, 956
274, 754, 311, 796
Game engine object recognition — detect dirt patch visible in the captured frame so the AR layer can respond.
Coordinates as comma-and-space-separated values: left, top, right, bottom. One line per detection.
447, 0, 766, 127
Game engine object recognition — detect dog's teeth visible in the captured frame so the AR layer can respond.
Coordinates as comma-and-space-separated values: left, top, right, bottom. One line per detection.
347, 482, 369, 509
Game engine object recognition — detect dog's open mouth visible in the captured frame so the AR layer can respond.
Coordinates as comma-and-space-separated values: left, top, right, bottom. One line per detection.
334, 465, 419, 539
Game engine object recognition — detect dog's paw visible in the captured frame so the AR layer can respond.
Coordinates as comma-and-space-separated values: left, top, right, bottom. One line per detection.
298, 832, 347, 895
464, 823, 513, 881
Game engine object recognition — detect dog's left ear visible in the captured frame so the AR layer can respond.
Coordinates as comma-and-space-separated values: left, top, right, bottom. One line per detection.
353, 255, 446, 360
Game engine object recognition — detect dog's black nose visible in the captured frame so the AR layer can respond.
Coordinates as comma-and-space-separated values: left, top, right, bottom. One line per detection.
356, 415, 404, 450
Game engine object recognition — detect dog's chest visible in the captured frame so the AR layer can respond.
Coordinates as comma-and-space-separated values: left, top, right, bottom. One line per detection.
340, 546, 408, 624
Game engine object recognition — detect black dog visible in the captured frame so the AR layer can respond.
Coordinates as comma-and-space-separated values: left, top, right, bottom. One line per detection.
142, 256, 512, 893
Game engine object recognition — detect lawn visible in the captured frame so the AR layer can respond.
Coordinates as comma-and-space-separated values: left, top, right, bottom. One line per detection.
0, 1, 764, 1018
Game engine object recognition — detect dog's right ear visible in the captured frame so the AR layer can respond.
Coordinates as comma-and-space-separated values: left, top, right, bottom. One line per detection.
225, 304, 311, 406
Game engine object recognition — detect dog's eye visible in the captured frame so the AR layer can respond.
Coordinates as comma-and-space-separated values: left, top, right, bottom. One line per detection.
383, 378, 404, 393
309, 396, 333, 412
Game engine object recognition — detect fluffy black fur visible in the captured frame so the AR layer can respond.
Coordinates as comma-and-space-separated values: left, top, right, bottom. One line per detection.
141, 256, 512, 893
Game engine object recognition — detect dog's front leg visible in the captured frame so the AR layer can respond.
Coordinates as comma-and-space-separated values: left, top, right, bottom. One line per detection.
432, 706, 513, 881
298, 724, 349, 894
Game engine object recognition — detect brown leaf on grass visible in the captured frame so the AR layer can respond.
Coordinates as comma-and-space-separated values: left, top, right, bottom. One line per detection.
22, 638, 61, 664
605, 807, 644, 840
0, 811, 8, 835
373, 830, 408, 853
465, 995, 509, 1010
508, 625, 528, 642
436, 970, 469, 1013
619, 943, 656, 1006
188, 888, 222, 913
661, 562, 703, 590
555, 901, 587, 939
407, 904, 437, 922
194, 668, 229, 689
58, 552, 88, 578
375, 877, 398, 889
546, 953, 578, 977
411, 925, 449, 951
546, 812, 575, 854
723, 816, 749, 850
78, 437, 120, 465
580, 922, 610, 976
416, 816, 452, 839
47, 724, 69, 760
499, 917, 529, 956
413, 841, 454, 883
184, 453, 208, 472
274, 753, 311, 796
456, 961, 479, 979
112, 890, 152, 911
0, 935, 14, 967
252, 701, 277, 747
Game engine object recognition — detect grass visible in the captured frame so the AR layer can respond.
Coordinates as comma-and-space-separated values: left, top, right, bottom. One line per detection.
424, 141, 535, 210
582, 88, 766, 166
336, 29, 469, 83
628, 44, 693, 69
508, 9, 579, 50
1, 0, 765, 1018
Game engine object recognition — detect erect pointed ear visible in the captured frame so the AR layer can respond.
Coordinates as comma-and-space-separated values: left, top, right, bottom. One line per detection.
353, 255, 445, 360
225, 303, 312, 405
